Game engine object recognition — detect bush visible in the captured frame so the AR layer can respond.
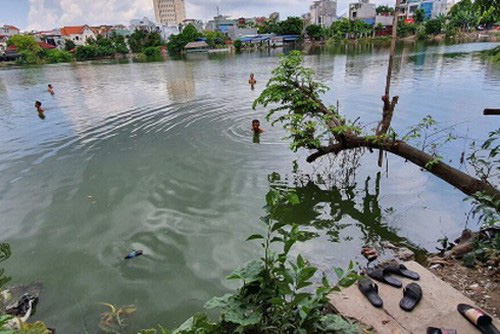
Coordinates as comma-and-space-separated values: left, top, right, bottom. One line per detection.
17, 50, 39, 65
144, 46, 162, 59
233, 39, 242, 52
133, 53, 147, 62
425, 19, 443, 35
46, 49, 73, 63
75, 45, 98, 60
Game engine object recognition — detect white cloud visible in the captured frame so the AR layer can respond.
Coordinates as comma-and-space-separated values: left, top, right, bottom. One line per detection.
27, 0, 154, 31
26, 0, 396, 31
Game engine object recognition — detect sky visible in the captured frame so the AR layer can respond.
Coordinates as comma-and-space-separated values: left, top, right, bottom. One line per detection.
0, 0, 394, 31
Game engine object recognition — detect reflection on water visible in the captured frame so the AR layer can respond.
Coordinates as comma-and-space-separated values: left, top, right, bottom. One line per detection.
0, 41, 498, 332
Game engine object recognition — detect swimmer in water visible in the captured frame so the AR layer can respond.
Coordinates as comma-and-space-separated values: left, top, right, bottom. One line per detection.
251, 119, 264, 134
35, 101, 45, 120
48, 84, 54, 95
249, 73, 256, 90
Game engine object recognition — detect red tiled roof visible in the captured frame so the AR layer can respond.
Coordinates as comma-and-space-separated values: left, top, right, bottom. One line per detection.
6, 45, 17, 52
38, 41, 56, 49
60, 26, 87, 36
4, 25, 20, 31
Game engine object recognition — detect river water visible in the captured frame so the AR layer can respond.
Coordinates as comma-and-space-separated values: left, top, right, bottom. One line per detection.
0, 41, 498, 332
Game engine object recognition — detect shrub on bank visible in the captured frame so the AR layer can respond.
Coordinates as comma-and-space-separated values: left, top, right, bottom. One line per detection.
144, 46, 162, 60
46, 49, 73, 63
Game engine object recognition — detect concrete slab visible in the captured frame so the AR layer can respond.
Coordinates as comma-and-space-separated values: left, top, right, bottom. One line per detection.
328, 261, 500, 333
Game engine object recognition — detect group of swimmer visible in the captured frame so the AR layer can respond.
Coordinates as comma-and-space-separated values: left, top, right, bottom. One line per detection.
34, 84, 54, 120
36, 76, 265, 139
249, 73, 265, 137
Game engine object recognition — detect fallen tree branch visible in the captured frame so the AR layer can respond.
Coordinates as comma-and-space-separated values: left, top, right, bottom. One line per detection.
307, 137, 500, 200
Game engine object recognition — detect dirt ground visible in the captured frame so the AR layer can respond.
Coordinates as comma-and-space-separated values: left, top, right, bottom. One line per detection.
429, 260, 500, 319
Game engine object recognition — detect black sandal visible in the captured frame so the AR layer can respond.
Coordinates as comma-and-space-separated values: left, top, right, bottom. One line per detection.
400, 283, 422, 312
384, 263, 420, 280
367, 268, 402, 288
358, 277, 383, 308
457, 304, 500, 334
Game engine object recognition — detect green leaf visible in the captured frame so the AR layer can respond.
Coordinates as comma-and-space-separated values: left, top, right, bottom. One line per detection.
226, 260, 263, 282
287, 193, 300, 205
246, 234, 264, 241
334, 267, 344, 279
204, 294, 232, 310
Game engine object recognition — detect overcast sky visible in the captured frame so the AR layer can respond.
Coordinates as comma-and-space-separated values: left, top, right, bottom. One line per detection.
0, 0, 394, 31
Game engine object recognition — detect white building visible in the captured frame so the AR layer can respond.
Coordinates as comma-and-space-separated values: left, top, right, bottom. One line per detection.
153, 0, 186, 25
0, 25, 20, 37
349, 0, 376, 22
159, 25, 180, 41
182, 19, 203, 31
309, 0, 337, 27
400, 0, 448, 20
130, 17, 158, 33
60, 25, 96, 46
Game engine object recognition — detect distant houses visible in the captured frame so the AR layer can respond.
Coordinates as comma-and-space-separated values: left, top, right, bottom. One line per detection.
60, 25, 97, 46
0, 25, 20, 52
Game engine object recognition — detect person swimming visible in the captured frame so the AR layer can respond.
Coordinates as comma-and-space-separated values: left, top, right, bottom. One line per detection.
251, 119, 264, 134
35, 101, 45, 120
48, 84, 54, 95
249, 73, 257, 90
249, 73, 257, 85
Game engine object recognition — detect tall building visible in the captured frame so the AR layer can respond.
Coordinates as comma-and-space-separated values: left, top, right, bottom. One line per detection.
309, 0, 337, 27
153, 0, 186, 25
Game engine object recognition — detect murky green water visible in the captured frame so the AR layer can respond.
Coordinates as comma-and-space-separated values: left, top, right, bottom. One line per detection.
0, 41, 499, 332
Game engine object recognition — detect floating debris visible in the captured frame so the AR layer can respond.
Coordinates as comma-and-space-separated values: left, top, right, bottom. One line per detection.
124, 250, 143, 260
99, 303, 136, 333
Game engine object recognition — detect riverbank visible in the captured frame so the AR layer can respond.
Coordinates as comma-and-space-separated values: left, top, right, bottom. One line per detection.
430, 259, 499, 318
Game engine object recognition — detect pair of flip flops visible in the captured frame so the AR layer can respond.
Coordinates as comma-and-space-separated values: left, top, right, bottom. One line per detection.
367, 263, 420, 288
358, 278, 422, 311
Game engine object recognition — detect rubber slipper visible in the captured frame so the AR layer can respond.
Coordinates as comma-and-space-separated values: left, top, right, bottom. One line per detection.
367, 269, 402, 288
457, 304, 500, 334
427, 327, 457, 334
384, 263, 420, 280
400, 283, 422, 312
358, 277, 383, 308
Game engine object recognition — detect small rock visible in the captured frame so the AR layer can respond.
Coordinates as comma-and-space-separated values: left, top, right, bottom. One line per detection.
469, 283, 479, 289
430, 264, 442, 270
396, 247, 415, 261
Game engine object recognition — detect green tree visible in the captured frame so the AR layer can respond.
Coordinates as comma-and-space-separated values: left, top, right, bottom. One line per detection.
128, 29, 147, 53
330, 18, 351, 38
167, 24, 202, 54
64, 39, 76, 51
376, 5, 395, 14
279, 17, 304, 35
306, 24, 325, 41
479, 6, 498, 27
447, 0, 480, 31
75, 45, 98, 60
414, 9, 426, 23
46, 49, 73, 63
233, 39, 243, 52
204, 30, 229, 48
7, 34, 42, 64
425, 18, 443, 35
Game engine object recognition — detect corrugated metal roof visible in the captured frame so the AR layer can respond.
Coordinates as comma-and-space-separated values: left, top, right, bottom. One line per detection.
184, 41, 209, 49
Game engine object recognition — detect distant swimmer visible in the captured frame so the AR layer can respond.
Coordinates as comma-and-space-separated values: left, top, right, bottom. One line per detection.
48, 84, 54, 95
35, 101, 45, 120
249, 73, 257, 90
251, 119, 264, 134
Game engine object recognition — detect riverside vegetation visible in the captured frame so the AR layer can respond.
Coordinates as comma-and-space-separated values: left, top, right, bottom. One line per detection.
1, 49, 498, 333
